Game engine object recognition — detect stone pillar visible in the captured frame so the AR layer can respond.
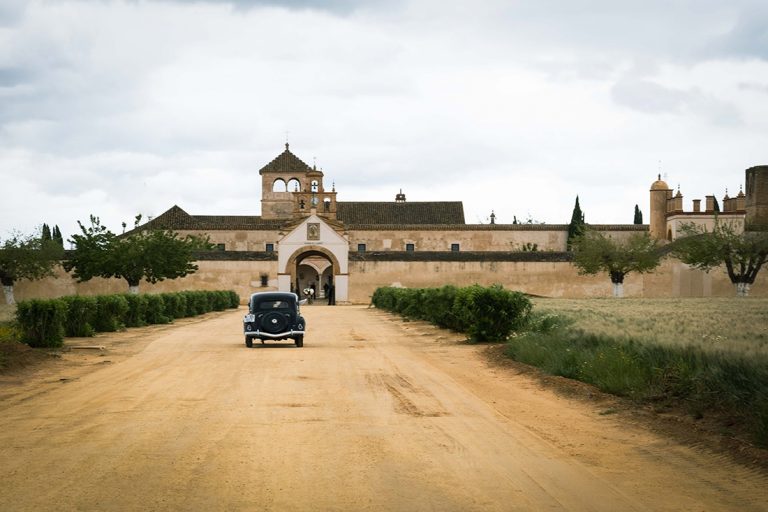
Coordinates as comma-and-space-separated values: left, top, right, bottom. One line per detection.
334, 274, 349, 303
745, 165, 768, 229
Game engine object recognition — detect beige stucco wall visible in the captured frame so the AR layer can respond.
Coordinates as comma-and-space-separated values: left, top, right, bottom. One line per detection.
179, 230, 281, 252
665, 213, 745, 240
11, 257, 765, 306
178, 226, 643, 254
344, 258, 767, 303
348, 228, 647, 253
10, 260, 279, 304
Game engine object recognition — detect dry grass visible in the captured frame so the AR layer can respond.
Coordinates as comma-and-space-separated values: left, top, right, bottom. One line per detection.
531, 298, 768, 356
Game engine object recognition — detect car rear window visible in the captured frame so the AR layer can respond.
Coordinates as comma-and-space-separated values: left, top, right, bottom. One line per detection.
257, 300, 292, 310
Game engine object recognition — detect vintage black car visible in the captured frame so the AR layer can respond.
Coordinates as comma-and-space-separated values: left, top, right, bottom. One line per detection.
243, 292, 306, 348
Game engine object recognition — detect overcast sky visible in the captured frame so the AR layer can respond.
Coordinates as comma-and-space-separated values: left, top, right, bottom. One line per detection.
1, 0, 767, 240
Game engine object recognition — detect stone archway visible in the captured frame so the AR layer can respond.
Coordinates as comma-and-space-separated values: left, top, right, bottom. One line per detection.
280, 245, 347, 303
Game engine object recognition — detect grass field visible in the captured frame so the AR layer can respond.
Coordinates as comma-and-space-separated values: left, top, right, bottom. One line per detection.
531, 298, 768, 356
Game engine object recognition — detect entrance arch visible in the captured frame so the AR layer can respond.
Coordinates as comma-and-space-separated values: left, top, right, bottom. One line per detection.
279, 245, 348, 303
290, 248, 336, 300
276, 216, 350, 302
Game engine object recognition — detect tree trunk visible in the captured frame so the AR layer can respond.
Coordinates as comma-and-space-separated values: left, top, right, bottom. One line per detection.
128, 285, 139, 294
2, 285, 14, 305
736, 282, 750, 297
612, 282, 624, 298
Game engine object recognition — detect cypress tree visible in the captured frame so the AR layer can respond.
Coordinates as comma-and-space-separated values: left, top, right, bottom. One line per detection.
567, 196, 586, 250
633, 205, 643, 224
41, 224, 51, 242
53, 225, 64, 248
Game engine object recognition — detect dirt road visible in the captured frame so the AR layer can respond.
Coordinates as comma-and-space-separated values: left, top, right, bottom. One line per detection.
1, 306, 767, 511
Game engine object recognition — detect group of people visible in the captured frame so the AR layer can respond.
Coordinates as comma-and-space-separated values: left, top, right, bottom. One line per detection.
301, 281, 335, 305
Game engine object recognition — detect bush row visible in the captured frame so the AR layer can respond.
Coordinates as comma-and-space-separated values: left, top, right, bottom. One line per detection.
371, 285, 532, 342
15, 290, 240, 348
506, 313, 768, 447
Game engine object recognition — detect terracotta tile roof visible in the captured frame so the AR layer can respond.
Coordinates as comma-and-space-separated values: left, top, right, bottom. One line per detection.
141, 206, 283, 231
258, 144, 313, 175
336, 202, 465, 225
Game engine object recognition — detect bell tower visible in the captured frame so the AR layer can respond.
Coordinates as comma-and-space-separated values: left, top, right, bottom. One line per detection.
259, 144, 338, 221
292, 164, 338, 220
259, 143, 313, 220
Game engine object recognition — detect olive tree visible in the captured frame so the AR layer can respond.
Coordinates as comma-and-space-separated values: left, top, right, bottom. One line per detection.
65, 215, 212, 293
0, 230, 64, 305
671, 220, 768, 297
571, 230, 662, 297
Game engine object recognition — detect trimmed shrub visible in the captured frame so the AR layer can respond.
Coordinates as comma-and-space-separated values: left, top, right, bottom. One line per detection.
144, 294, 170, 325
372, 284, 532, 342
452, 285, 532, 342
123, 293, 149, 328
181, 291, 207, 316
212, 291, 229, 311
93, 295, 129, 332
61, 295, 97, 337
227, 291, 241, 308
161, 293, 186, 319
15, 299, 67, 348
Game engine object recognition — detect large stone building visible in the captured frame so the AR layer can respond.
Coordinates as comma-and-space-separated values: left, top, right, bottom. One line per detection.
129, 145, 767, 302
9, 146, 768, 303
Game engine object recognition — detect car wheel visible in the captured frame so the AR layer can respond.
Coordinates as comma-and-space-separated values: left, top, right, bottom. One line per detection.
295, 335, 304, 347
245, 337, 253, 348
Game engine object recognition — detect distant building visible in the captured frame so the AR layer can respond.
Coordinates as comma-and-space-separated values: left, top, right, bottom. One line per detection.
136, 145, 767, 301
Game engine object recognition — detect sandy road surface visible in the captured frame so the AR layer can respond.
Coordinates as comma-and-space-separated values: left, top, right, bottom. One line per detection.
1, 306, 767, 511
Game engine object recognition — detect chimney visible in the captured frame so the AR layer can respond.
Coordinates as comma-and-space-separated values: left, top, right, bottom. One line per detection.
705, 195, 715, 213
692, 199, 701, 213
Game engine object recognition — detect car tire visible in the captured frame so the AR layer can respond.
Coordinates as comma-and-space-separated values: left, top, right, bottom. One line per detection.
295, 335, 304, 348
245, 337, 253, 348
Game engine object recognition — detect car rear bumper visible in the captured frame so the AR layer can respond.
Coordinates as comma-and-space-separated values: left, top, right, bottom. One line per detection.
244, 330, 305, 339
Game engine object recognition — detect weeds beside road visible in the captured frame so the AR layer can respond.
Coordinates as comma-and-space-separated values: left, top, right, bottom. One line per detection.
514, 298, 768, 448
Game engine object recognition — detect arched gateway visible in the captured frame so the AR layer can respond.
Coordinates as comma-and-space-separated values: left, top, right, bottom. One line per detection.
277, 215, 349, 303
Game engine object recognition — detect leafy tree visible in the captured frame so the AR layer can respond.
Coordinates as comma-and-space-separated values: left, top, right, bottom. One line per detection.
567, 195, 586, 250
65, 215, 212, 293
571, 229, 662, 297
0, 229, 64, 305
633, 205, 643, 224
41, 224, 52, 242
671, 220, 768, 297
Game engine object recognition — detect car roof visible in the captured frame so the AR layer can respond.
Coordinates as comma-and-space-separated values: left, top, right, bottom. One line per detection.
249, 292, 299, 302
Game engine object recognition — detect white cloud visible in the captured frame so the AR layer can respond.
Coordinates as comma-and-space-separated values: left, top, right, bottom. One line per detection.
1, 0, 767, 240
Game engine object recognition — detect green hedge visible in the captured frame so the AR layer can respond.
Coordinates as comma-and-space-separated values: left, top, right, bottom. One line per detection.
145, 294, 171, 325
15, 290, 240, 348
371, 284, 532, 342
15, 299, 67, 348
60, 296, 97, 337
93, 295, 129, 332
124, 293, 149, 328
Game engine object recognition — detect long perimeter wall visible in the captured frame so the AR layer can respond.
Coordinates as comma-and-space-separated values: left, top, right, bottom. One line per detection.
8, 255, 767, 304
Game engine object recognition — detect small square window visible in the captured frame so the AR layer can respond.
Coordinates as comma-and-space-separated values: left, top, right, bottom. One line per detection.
265, 243, 274, 253
216, 243, 226, 251
260, 273, 269, 287
451, 243, 460, 252
357, 243, 366, 253
406, 243, 415, 252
